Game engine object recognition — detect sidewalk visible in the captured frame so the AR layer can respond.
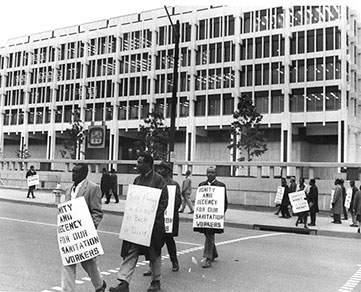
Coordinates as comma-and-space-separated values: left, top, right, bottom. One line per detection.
1, 187, 360, 239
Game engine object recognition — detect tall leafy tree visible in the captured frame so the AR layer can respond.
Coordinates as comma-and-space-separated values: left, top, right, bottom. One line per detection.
134, 110, 169, 160
228, 95, 268, 175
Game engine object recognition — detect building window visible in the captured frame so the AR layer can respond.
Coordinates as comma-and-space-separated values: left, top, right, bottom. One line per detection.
195, 95, 206, 116
306, 87, 323, 112
255, 91, 269, 114
316, 58, 323, 81
307, 59, 315, 81
129, 101, 139, 119
271, 90, 284, 113
298, 31, 305, 54
256, 37, 262, 58
140, 101, 149, 119
208, 94, 220, 116
255, 64, 262, 86
290, 89, 304, 112
316, 29, 323, 51
307, 30, 315, 53
263, 64, 269, 85
298, 60, 305, 82
325, 86, 340, 110
118, 102, 127, 120
223, 94, 234, 115
179, 97, 189, 117
264, 36, 270, 58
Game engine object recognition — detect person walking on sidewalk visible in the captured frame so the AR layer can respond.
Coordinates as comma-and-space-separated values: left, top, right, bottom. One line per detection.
307, 179, 319, 226
349, 180, 359, 227
194, 166, 228, 269
279, 177, 291, 218
61, 163, 106, 292
110, 168, 120, 203
179, 170, 194, 214
295, 178, 308, 227
340, 179, 348, 220
332, 178, 343, 224
352, 186, 361, 233
25, 165, 37, 198
100, 168, 112, 204
109, 152, 168, 292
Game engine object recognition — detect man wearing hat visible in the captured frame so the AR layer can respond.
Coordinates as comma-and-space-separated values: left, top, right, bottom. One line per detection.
157, 161, 182, 272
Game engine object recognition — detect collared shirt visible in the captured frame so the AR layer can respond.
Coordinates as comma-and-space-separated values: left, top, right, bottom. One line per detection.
207, 179, 216, 185
71, 179, 85, 200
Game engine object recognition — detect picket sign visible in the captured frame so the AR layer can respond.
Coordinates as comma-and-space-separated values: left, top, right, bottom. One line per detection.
27, 174, 39, 187
119, 184, 161, 247
330, 189, 335, 209
164, 185, 176, 234
274, 186, 285, 204
344, 188, 352, 209
57, 196, 104, 266
288, 191, 309, 214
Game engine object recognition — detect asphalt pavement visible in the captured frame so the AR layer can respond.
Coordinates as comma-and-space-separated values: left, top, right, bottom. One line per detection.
0, 186, 360, 239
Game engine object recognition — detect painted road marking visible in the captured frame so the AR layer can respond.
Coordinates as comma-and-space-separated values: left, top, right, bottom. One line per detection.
339, 266, 361, 291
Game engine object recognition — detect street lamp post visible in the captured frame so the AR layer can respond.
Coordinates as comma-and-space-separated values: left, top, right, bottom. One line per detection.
164, 6, 180, 162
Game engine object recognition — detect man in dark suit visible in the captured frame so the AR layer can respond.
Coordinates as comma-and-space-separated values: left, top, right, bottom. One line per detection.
110, 153, 168, 292
61, 163, 106, 292
194, 166, 228, 269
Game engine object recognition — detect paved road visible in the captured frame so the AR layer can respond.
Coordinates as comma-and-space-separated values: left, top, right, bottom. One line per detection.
1, 202, 361, 292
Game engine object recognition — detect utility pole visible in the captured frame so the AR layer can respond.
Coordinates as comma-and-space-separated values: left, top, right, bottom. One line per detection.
164, 6, 180, 162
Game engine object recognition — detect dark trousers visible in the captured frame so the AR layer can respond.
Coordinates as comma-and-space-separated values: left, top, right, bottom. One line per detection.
280, 206, 290, 218
333, 214, 341, 223
165, 234, 178, 263
310, 212, 316, 224
27, 186, 35, 198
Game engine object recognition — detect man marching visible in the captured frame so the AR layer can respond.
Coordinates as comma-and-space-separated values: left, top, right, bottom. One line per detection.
194, 166, 228, 268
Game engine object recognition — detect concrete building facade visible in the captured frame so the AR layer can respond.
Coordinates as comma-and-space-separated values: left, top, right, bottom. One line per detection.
0, 5, 360, 176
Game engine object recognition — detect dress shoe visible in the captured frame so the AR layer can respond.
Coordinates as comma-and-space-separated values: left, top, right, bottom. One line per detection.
147, 280, 161, 292
105, 201, 110, 204
179, 210, 184, 213
143, 270, 151, 276
331, 221, 342, 224
358, 228, 360, 233
202, 258, 212, 268
350, 224, 358, 227
109, 281, 129, 292
308, 223, 316, 226
188, 211, 194, 214
95, 280, 106, 292
211, 255, 218, 262
172, 261, 179, 272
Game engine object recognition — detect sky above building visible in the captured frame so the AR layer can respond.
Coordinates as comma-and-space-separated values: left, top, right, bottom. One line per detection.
0, 0, 359, 47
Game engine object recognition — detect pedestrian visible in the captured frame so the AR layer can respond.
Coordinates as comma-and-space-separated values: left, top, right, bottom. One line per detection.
110, 168, 120, 203
340, 178, 348, 220
194, 166, 228, 269
307, 179, 319, 226
295, 178, 308, 226
26, 165, 37, 198
352, 185, 361, 233
279, 177, 291, 218
349, 180, 359, 227
331, 178, 343, 224
179, 170, 194, 214
100, 168, 112, 204
109, 152, 168, 292
61, 163, 106, 292
157, 161, 182, 272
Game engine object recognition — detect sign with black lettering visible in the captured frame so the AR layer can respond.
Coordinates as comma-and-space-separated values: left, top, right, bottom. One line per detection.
289, 191, 310, 214
274, 186, 285, 204
57, 197, 104, 266
27, 174, 40, 187
193, 186, 225, 229
164, 185, 176, 234
344, 188, 352, 209
119, 184, 161, 247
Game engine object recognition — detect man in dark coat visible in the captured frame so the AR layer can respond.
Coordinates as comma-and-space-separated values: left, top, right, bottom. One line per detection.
279, 177, 291, 218
109, 153, 168, 292
307, 178, 319, 226
100, 168, 112, 204
349, 180, 358, 227
332, 178, 343, 224
194, 166, 228, 269
26, 165, 37, 198
157, 161, 182, 272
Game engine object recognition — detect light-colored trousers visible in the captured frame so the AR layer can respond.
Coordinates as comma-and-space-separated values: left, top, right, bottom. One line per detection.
117, 243, 161, 283
203, 233, 218, 259
61, 257, 103, 292
180, 193, 194, 212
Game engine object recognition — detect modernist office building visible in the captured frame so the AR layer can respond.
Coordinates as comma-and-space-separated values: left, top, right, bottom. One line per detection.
0, 5, 360, 173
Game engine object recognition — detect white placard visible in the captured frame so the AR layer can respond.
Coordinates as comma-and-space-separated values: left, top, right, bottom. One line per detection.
330, 189, 335, 209
164, 185, 176, 234
274, 186, 285, 204
119, 184, 161, 247
344, 188, 352, 209
289, 191, 310, 214
193, 185, 225, 229
57, 196, 104, 266
27, 174, 39, 187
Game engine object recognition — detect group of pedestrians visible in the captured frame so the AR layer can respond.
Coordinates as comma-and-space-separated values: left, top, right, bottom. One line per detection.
275, 177, 319, 228
60, 153, 228, 292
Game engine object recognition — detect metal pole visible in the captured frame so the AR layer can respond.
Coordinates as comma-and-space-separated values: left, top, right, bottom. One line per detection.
164, 6, 180, 162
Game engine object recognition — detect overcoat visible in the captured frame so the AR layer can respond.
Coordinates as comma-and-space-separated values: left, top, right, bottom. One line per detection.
193, 179, 228, 234
120, 170, 168, 259
307, 185, 319, 213
332, 185, 343, 215
353, 190, 361, 215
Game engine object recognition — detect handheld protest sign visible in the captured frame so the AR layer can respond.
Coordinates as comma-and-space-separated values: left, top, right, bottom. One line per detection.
344, 188, 352, 209
193, 185, 225, 229
288, 191, 309, 214
164, 185, 176, 234
274, 186, 285, 204
57, 196, 104, 266
27, 174, 40, 187
119, 184, 161, 247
